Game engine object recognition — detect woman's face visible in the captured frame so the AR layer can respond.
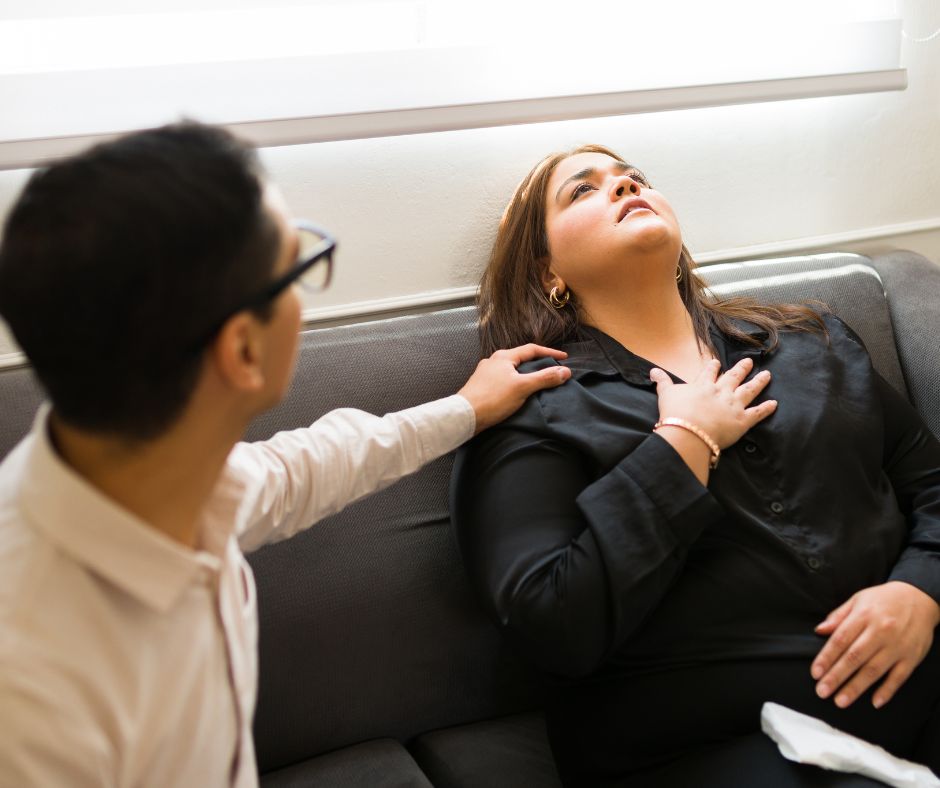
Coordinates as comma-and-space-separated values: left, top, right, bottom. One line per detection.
543, 152, 682, 293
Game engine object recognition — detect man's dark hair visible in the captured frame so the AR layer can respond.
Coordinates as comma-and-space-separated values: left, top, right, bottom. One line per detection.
0, 122, 281, 441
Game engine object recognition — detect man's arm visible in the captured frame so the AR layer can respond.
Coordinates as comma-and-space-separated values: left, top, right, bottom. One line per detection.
233, 344, 570, 552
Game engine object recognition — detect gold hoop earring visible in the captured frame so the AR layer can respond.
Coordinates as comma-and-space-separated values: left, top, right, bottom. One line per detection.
676, 264, 683, 283
549, 286, 570, 309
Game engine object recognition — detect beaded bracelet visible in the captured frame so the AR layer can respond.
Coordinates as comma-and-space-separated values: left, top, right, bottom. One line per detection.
653, 417, 721, 469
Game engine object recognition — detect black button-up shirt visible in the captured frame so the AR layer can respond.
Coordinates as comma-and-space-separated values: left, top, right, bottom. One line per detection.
451, 315, 940, 681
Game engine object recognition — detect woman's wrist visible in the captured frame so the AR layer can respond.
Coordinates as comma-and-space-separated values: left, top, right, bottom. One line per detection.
654, 417, 720, 469
652, 423, 712, 486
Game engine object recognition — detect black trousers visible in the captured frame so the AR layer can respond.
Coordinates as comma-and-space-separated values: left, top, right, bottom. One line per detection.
547, 640, 940, 788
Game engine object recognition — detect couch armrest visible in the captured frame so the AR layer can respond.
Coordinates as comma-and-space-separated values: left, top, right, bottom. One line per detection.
867, 251, 940, 440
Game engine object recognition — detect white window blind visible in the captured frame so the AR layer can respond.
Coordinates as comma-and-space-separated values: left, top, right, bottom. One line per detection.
0, 0, 905, 169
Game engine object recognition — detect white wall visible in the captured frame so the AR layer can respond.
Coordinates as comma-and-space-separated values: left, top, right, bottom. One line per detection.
1, 1, 938, 360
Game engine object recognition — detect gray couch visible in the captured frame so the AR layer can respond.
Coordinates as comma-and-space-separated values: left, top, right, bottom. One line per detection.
0, 250, 938, 787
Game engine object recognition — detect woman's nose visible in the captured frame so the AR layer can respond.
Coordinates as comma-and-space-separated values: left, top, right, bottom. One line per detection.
611, 175, 641, 200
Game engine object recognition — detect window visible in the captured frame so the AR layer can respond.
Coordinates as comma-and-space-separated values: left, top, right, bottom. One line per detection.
0, 0, 904, 169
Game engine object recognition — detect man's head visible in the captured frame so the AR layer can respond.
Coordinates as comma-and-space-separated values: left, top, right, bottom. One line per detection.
0, 122, 291, 442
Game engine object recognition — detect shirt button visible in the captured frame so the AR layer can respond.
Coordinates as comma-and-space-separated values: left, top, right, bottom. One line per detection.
807, 557, 822, 571
744, 442, 758, 454
770, 501, 784, 514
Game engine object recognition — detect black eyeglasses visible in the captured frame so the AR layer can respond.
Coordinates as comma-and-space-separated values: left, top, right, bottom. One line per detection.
248, 219, 336, 305
193, 220, 336, 349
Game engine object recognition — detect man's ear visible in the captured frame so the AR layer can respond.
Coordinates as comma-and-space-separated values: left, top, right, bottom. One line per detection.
210, 312, 266, 393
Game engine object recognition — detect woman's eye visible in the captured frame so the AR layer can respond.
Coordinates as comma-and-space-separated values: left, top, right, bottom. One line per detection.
571, 182, 594, 201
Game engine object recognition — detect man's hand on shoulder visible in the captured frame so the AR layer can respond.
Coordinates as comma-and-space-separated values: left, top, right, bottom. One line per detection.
458, 344, 570, 435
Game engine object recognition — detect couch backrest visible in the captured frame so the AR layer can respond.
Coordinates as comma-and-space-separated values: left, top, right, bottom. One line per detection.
1, 251, 937, 776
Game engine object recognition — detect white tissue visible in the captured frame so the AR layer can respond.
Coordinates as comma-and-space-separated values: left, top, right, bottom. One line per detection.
761, 702, 939, 788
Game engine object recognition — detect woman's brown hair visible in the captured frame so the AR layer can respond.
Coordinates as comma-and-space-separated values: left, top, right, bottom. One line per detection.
478, 143, 826, 357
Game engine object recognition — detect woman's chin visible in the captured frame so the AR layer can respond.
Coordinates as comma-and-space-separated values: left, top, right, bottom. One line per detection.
623, 223, 680, 253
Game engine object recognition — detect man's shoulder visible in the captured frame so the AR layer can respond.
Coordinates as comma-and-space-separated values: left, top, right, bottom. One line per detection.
0, 523, 112, 771
0, 432, 34, 505
0, 465, 129, 680
0, 436, 48, 635
0, 505, 82, 664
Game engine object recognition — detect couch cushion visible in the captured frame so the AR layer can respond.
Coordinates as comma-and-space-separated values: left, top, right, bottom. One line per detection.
410, 713, 562, 788
260, 739, 432, 788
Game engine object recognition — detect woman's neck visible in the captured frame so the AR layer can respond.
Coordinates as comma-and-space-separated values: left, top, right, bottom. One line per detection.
581, 280, 700, 361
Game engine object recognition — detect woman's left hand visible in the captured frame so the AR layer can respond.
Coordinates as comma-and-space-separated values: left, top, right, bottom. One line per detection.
811, 581, 940, 709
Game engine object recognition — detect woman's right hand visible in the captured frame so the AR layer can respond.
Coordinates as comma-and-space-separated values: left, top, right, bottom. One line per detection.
650, 357, 777, 450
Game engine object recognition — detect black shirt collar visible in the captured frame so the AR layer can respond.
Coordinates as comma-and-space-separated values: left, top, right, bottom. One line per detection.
567, 319, 771, 388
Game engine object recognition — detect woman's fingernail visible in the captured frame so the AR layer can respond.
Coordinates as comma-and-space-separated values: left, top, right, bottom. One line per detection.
835, 694, 849, 708
817, 683, 830, 698
873, 696, 884, 709
811, 664, 823, 679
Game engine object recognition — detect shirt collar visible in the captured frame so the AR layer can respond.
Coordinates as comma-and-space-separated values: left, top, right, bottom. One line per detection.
568, 318, 771, 387
18, 405, 223, 613
711, 318, 771, 371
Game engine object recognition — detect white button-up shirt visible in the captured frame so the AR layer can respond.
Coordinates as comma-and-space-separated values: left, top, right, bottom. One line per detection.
0, 396, 475, 787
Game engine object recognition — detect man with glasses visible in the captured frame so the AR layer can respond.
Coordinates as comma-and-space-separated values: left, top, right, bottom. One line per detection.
0, 122, 570, 787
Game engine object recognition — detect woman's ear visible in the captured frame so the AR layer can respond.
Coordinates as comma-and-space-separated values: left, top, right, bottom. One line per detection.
541, 265, 566, 296
210, 313, 266, 393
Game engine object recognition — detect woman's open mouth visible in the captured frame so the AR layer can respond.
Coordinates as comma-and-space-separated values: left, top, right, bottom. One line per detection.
617, 199, 655, 222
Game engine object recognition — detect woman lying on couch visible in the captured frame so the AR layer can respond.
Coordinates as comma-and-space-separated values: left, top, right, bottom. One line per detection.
451, 144, 940, 787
